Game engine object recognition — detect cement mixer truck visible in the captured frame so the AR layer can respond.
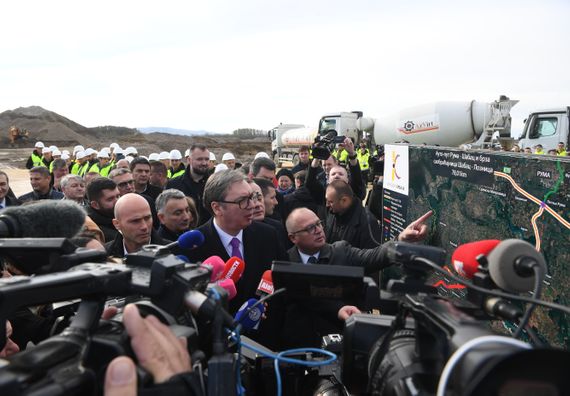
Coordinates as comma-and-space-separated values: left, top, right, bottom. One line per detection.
317, 95, 520, 150
269, 123, 317, 166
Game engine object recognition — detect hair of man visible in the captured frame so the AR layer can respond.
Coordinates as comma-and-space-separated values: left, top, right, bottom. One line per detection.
87, 177, 117, 202
155, 188, 187, 214
203, 169, 247, 215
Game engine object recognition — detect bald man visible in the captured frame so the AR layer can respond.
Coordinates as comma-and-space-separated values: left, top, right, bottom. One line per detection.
105, 193, 169, 258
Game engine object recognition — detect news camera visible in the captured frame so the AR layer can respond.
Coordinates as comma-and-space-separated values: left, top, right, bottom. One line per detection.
311, 129, 346, 160
0, 239, 231, 396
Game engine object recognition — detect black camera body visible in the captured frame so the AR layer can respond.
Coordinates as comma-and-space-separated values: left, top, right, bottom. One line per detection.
311, 130, 346, 160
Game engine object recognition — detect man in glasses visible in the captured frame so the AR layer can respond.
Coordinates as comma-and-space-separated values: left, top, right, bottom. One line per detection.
185, 170, 287, 348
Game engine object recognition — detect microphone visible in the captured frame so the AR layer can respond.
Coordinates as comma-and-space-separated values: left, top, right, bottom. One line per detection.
159, 229, 205, 253
0, 200, 86, 238
220, 256, 245, 284
451, 240, 501, 279
484, 297, 523, 321
234, 298, 265, 331
255, 270, 274, 298
215, 279, 237, 300
487, 239, 547, 293
201, 255, 225, 282
379, 241, 447, 269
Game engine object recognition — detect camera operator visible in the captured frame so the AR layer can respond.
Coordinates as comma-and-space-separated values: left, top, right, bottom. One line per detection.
104, 304, 202, 396
279, 207, 432, 348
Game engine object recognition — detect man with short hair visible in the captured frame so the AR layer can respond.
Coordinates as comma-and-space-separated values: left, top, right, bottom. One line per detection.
109, 168, 136, 196
51, 158, 69, 192
249, 157, 276, 181
166, 144, 212, 225
150, 161, 168, 189
556, 142, 567, 156
252, 178, 290, 250
106, 194, 168, 258
186, 170, 287, 320
19, 167, 64, 202
0, 171, 21, 208
291, 145, 311, 174
155, 189, 192, 241
87, 178, 121, 243
325, 180, 381, 249
60, 174, 87, 205
26, 142, 44, 169
130, 157, 163, 202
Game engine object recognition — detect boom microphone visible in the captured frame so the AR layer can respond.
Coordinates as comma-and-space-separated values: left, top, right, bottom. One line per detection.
0, 200, 86, 238
452, 240, 501, 279
487, 239, 547, 293
220, 256, 245, 284
255, 270, 274, 298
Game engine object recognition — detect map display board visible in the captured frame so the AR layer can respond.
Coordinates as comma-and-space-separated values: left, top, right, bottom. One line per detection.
382, 144, 570, 348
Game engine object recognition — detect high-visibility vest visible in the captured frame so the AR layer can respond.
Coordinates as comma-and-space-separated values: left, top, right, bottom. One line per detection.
535, 149, 545, 155
357, 149, 370, 171
71, 161, 81, 175
100, 163, 113, 177
169, 168, 185, 179
31, 152, 43, 167
89, 163, 101, 174
557, 149, 567, 156
78, 162, 90, 177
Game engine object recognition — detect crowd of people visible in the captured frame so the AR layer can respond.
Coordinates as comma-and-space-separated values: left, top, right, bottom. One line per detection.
0, 138, 436, 393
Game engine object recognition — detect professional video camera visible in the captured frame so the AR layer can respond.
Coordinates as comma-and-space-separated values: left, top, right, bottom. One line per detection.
0, 238, 231, 396
311, 129, 346, 160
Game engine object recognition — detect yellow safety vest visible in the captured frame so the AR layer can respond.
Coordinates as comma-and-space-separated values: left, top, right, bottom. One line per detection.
357, 149, 370, 171
31, 152, 43, 167
557, 149, 567, 156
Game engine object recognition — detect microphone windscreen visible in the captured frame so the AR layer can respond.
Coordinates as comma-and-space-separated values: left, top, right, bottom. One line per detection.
217, 278, 237, 300
201, 255, 225, 281
452, 240, 500, 279
256, 270, 274, 296
234, 298, 264, 331
221, 256, 246, 283
487, 239, 547, 293
176, 255, 190, 262
3, 200, 86, 238
177, 229, 205, 250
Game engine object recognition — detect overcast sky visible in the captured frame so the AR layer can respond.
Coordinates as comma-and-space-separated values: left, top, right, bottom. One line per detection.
1, 0, 569, 135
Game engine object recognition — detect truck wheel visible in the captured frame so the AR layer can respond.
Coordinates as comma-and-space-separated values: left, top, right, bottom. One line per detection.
292, 153, 299, 165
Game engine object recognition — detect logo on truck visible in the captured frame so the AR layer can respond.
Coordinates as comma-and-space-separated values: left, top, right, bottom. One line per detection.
398, 114, 440, 135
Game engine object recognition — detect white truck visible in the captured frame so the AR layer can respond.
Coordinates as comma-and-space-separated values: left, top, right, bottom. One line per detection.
317, 96, 521, 150
517, 107, 570, 152
269, 123, 317, 166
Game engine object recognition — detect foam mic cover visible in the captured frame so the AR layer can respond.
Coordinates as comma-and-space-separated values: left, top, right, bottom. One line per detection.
234, 298, 264, 331
201, 255, 225, 282
451, 240, 500, 278
255, 270, 274, 297
177, 229, 205, 249
216, 278, 237, 300
220, 256, 245, 283
0, 200, 86, 238
487, 239, 547, 293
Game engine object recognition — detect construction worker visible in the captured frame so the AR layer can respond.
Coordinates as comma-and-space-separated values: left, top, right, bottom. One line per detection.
26, 142, 45, 169
534, 144, 545, 155
90, 151, 114, 176
356, 142, 371, 183
168, 149, 185, 179
556, 142, 567, 156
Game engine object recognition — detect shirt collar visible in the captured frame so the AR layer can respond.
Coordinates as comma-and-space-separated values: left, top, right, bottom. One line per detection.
298, 249, 320, 264
213, 218, 243, 255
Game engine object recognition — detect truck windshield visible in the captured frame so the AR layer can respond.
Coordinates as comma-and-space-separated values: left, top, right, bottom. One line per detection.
319, 117, 337, 134
529, 117, 558, 139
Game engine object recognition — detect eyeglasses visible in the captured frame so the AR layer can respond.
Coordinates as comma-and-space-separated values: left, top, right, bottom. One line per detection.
291, 220, 324, 235
217, 193, 260, 209
117, 179, 135, 188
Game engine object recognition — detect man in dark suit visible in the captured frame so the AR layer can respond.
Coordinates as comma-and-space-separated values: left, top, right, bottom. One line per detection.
0, 171, 21, 209
186, 170, 287, 316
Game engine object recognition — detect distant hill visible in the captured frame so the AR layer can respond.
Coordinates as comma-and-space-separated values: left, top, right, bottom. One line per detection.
138, 127, 219, 136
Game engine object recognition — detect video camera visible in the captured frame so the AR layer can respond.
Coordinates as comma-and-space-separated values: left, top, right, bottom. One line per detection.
0, 239, 224, 395
311, 129, 346, 160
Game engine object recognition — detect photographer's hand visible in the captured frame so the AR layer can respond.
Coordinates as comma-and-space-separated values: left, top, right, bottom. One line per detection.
398, 210, 433, 243
122, 304, 192, 383
344, 137, 355, 156
338, 305, 361, 320
104, 356, 137, 396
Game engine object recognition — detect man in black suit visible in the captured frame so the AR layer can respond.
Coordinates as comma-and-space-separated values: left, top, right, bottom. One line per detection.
0, 171, 21, 209
186, 170, 287, 316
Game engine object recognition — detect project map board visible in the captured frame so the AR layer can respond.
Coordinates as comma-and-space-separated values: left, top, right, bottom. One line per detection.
381, 144, 570, 348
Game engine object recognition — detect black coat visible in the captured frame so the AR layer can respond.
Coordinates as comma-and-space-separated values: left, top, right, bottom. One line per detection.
324, 198, 382, 249
105, 229, 170, 259
87, 206, 118, 244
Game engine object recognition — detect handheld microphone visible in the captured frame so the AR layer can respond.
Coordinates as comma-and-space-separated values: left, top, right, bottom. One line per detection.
220, 256, 245, 283
379, 241, 447, 269
215, 279, 237, 300
0, 200, 86, 238
451, 240, 501, 279
159, 229, 205, 253
255, 270, 274, 298
234, 298, 265, 331
201, 255, 225, 282
487, 239, 547, 293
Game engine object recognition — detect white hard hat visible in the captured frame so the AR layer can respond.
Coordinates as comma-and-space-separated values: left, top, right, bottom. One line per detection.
113, 147, 124, 155
97, 151, 109, 159
184, 149, 190, 158
62, 150, 70, 156
254, 152, 270, 160
75, 151, 87, 160
42, 147, 52, 154
52, 149, 62, 156
84, 148, 95, 156
222, 152, 235, 161
158, 151, 170, 160
73, 145, 85, 154
209, 152, 217, 161
100, 147, 110, 155
61, 153, 70, 160
49, 145, 58, 152
124, 146, 138, 155
170, 149, 182, 160
35, 141, 45, 149
148, 153, 160, 161
110, 143, 119, 150
126, 155, 134, 163
214, 163, 229, 173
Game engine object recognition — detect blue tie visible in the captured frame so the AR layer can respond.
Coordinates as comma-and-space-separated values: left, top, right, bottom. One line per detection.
307, 256, 317, 264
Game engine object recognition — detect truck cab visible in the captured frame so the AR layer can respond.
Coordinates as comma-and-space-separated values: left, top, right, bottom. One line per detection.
518, 107, 570, 151
318, 111, 365, 142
